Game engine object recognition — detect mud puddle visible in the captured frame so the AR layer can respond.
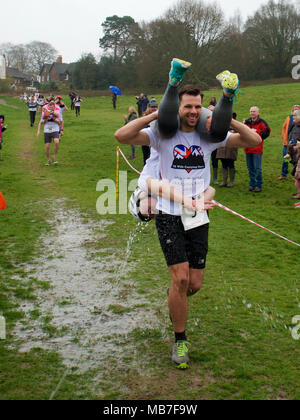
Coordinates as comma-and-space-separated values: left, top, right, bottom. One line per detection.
10, 201, 160, 373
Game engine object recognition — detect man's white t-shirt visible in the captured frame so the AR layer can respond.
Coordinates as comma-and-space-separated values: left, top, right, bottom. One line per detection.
143, 126, 231, 215
43, 120, 60, 134
138, 148, 160, 192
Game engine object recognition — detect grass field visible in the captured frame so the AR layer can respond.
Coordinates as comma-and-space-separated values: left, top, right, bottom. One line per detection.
0, 83, 299, 400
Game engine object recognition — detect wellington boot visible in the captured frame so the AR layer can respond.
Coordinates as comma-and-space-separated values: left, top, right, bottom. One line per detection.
220, 168, 228, 187
227, 168, 236, 187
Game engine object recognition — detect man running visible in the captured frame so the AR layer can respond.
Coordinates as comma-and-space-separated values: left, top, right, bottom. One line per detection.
114, 60, 261, 369
36, 101, 60, 165
27, 96, 37, 127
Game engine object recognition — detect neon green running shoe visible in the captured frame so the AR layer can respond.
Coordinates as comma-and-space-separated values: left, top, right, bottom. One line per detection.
216, 70, 240, 101
169, 58, 192, 86
172, 341, 190, 369
216, 70, 239, 91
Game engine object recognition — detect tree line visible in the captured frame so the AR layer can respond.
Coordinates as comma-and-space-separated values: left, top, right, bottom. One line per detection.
1, 0, 300, 92
73, 0, 300, 91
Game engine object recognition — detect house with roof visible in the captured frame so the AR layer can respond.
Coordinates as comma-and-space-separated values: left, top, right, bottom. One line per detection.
0, 55, 34, 87
39, 64, 52, 83
39, 56, 75, 84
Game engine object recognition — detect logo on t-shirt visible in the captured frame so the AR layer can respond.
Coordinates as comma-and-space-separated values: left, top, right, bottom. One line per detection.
172, 145, 205, 173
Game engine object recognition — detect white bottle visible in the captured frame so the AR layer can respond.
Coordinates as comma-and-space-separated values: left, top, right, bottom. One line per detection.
0, 316, 6, 340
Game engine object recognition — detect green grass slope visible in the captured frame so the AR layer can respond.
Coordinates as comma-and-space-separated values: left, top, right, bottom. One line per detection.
0, 83, 299, 400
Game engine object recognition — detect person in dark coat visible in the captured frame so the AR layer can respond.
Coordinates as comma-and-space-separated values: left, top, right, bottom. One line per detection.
112, 93, 117, 109
136, 93, 149, 117
123, 106, 138, 159
216, 112, 238, 187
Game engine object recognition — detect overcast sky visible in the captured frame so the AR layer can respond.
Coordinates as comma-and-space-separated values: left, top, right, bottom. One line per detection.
1, 0, 280, 63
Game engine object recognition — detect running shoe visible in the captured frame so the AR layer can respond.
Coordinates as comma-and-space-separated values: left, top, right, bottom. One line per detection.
294, 202, 300, 208
216, 70, 239, 91
216, 70, 240, 102
172, 341, 190, 369
169, 58, 192, 86
45, 160, 51, 166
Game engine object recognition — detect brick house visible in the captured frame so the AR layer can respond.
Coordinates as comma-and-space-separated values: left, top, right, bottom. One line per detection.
0, 55, 34, 87
39, 64, 52, 83
39, 56, 75, 83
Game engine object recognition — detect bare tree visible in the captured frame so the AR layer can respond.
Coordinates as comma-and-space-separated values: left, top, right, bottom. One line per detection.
161, 0, 226, 85
244, 0, 300, 78
164, 0, 225, 49
26, 41, 58, 73
0, 43, 29, 71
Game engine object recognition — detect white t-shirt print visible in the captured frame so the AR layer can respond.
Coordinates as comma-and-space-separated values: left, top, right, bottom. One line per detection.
143, 126, 231, 215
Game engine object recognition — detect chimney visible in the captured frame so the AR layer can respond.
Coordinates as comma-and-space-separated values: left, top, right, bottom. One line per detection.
0, 55, 6, 80
57, 56, 63, 64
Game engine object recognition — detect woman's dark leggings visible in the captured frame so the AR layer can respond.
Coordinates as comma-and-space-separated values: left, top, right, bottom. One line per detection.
211, 150, 219, 169
157, 84, 233, 143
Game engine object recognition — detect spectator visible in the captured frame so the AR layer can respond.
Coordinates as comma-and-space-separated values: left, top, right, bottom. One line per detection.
285, 140, 300, 200
211, 146, 219, 185
207, 99, 219, 184
0, 115, 7, 161
136, 93, 149, 117
210, 96, 217, 107
284, 109, 300, 198
244, 106, 271, 192
278, 105, 300, 180
112, 93, 117, 109
216, 112, 238, 187
136, 93, 143, 117
141, 94, 149, 114
141, 99, 158, 165
123, 106, 138, 160
293, 141, 300, 200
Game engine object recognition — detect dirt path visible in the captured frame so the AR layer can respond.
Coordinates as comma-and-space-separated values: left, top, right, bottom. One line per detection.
10, 121, 161, 382
0, 99, 19, 109
7, 115, 162, 399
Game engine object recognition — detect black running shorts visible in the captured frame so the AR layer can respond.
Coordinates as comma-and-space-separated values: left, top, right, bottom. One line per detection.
155, 213, 209, 269
44, 131, 60, 143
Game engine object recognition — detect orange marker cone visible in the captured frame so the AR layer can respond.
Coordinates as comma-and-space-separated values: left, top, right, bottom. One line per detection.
0, 192, 6, 210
